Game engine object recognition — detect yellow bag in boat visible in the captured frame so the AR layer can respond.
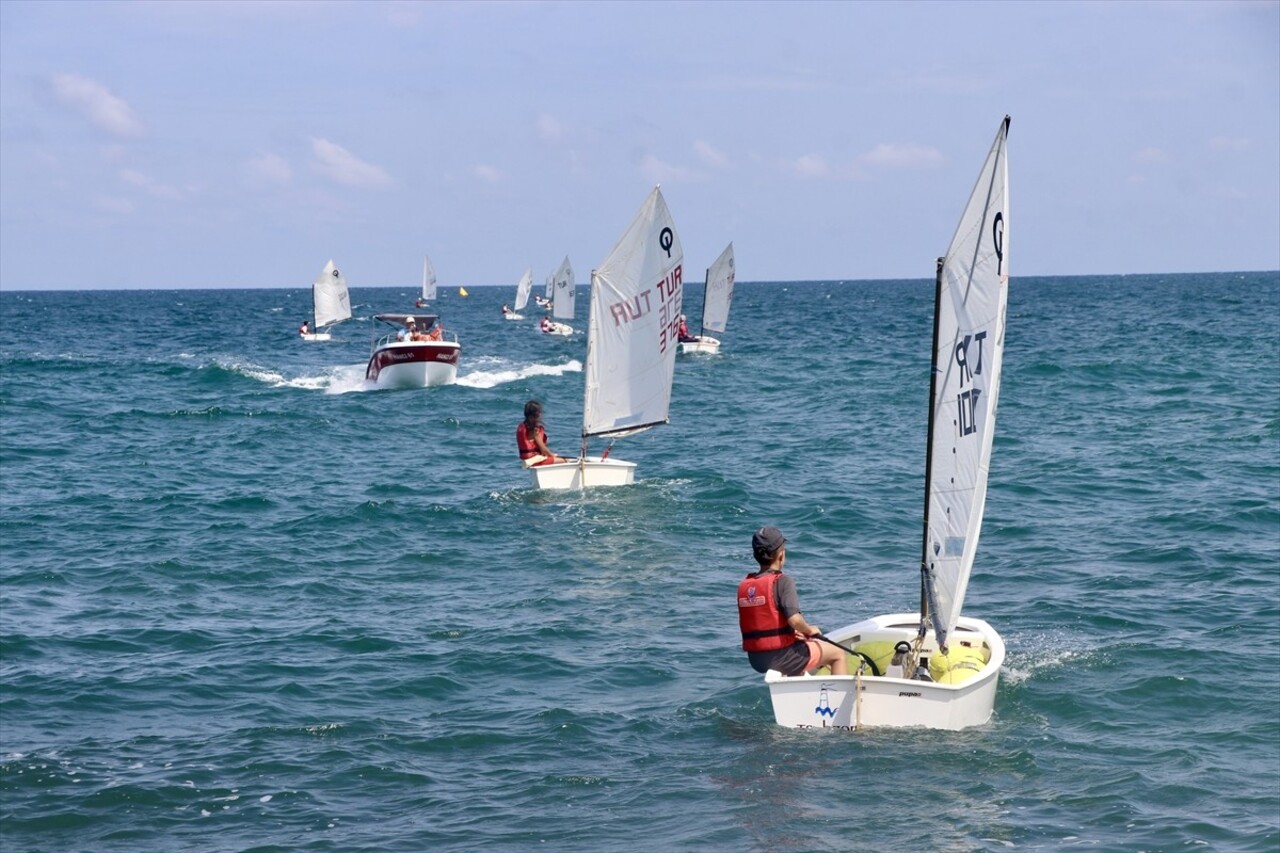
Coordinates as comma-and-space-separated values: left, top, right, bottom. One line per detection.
928, 644, 989, 685
852, 641, 898, 676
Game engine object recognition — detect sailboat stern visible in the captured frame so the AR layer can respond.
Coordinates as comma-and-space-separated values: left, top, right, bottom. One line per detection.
678, 336, 721, 355
529, 457, 636, 490
764, 613, 1005, 731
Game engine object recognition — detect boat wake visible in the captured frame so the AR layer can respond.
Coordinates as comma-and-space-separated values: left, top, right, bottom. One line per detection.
456, 357, 581, 389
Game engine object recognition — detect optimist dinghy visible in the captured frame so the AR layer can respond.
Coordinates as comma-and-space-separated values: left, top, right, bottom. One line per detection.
764, 116, 1012, 731
301, 260, 351, 341
528, 186, 683, 490
679, 242, 735, 355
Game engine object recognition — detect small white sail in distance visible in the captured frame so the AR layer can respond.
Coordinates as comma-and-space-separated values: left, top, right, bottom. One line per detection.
552, 256, 575, 321
421, 256, 437, 302
313, 260, 351, 328
700, 242, 735, 335
514, 267, 533, 311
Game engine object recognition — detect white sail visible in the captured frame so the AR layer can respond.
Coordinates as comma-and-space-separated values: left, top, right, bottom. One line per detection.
924, 116, 1011, 646
312, 259, 351, 328
551, 256, 575, 320
700, 242, 736, 335
514, 267, 533, 311
582, 186, 683, 438
421, 256, 437, 302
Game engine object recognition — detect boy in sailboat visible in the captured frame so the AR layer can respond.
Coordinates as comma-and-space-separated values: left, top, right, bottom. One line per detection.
299, 320, 310, 336
737, 527, 848, 677
677, 315, 699, 343
517, 400, 567, 468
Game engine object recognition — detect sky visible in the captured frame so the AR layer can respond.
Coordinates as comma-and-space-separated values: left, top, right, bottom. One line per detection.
1, 0, 1277, 291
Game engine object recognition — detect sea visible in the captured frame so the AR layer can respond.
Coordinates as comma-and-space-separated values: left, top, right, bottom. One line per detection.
2, 272, 1278, 852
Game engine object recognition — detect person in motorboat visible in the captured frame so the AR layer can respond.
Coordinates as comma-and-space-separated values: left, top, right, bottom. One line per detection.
516, 399, 567, 468
299, 319, 310, 336
677, 314, 699, 343
398, 316, 416, 341
737, 526, 849, 677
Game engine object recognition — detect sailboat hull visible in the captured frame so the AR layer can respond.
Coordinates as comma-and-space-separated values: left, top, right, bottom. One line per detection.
300, 332, 332, 342
678, 336, 720, 355
764, 613, 1004, 731
528, 457, 636, 490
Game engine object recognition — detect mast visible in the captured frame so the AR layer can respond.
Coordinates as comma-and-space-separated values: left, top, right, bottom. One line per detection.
580, 268, 600, 458
919, 255, 946, 628
698, 264, 710, 338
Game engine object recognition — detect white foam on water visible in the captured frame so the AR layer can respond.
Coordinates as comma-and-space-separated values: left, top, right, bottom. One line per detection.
456, 357, 581, 389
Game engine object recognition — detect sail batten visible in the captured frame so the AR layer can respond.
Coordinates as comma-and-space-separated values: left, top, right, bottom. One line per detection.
922, 116, 1010, 648
581, 187, 683, 439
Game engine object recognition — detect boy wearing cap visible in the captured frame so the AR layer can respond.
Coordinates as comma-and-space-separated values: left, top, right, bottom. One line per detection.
737, 526, 848, 677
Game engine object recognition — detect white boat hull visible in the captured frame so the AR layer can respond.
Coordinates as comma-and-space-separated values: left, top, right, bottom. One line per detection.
504, 313, 524, 321
365, 340, 460, 389
679, 336, 720, 355
528, 456, 636, 490
300, 332, 332, 342
542, 323, 573, 336
765, 612, 1004, 731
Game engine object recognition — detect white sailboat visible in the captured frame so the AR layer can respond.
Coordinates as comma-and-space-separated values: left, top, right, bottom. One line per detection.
505, 267, 533, 320
679, 242, 735, 355
545, 255, 575, 335
301, 259, 351, 342
415, 255, 437, 308
528, 187, 683, 490
765, 116, 1011, 731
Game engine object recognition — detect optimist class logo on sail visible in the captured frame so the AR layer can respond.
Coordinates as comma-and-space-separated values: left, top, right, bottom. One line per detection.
606, 263, 684, 353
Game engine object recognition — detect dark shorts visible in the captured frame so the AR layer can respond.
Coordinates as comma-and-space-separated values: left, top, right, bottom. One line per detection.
747, 640, 818, 676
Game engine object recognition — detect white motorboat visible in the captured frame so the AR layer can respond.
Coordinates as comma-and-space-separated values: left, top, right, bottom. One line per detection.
364, 313, 460, 389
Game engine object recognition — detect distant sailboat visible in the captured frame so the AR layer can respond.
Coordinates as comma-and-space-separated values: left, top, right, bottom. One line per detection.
763, 116, 1012, 731
505, 268, 532, 320
528, 187, 682, 489
679, 242, 735, 355
546, 256, 575, 335
415, 256, 437, 308
301, 260, 351, 342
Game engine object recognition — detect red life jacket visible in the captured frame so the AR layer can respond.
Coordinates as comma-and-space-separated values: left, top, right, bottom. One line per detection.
516, 422, 546, 459
738, 571, 797, 652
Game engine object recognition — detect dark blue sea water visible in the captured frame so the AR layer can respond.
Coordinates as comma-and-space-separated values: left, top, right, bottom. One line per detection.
2, 273, 1278, 852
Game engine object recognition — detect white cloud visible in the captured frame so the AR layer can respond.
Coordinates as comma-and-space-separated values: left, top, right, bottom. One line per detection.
52, 73, 144, 138
246, 152, 293, 185
1134, 147, 1171, 163
93, 195, 136, 215
474, 164, 500, 183
1210, 136, 1250, 152
693, 140, 731, 169
310, 138, 393, 189
788, 154, 830, 178
860, 143, 944, 169
119, 168, 182, 200
537, 113, 565, 143
640, 154, 706, 184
